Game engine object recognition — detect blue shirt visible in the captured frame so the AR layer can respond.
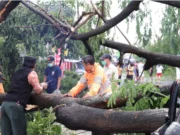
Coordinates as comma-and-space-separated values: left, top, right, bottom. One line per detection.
44, 65, 61, 93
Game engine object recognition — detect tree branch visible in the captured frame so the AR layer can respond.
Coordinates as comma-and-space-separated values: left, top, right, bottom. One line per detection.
73, 11, 95, 27
82, 39, 94, 56
90, 0, 107, 22
0, 0, 21, 23
65, 13, 96, 43
72, 0, 143, 40
102, 40, 180, 70
21, 0, 73, 32
24, 0, 72, 29
153, 0, 180, 8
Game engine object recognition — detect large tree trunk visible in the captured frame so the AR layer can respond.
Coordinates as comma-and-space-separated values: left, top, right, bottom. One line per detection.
55, 103, 168, 133
0, 93, 172, 133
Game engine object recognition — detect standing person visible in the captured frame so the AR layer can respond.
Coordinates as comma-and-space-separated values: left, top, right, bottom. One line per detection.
1, 56, 48, 135
126, 63, 134, 80
117, 63, 123, 85
176, 67, 180, 83
117, 63, 122, 79
137, 61, 144, 82
44, 55, 62, 94
156, 64, 164, 82
100, 54, 118, 80
0, 65, 5, 93
64, 55, 111, 98
133, 62, 139, 81
149, 66, 154, 82
176, 55, 180, 83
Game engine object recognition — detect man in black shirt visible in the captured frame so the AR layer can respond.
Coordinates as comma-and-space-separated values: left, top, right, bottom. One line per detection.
1, 56, 47, 135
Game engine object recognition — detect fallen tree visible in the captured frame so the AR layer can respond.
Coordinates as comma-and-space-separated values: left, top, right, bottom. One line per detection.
0, 0, 180, 134
0, 93, 171, 134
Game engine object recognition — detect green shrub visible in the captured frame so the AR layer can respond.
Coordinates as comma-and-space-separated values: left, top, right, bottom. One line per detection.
60, 70, 88, 97
27, 107, 61, 135
60, 70, 81, 94
108, 80, 169, 111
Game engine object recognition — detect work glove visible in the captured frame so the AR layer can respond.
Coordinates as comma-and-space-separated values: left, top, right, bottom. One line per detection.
40, 82, 48, 90
52, 89, 61, 95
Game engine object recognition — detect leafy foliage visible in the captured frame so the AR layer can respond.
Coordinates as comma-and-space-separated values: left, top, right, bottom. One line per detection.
118, 0, 152, 46
27, 107, 61, 135
0, 1, 83, 90
60, 70, 81, 94
108, 80, 169, 111
60, 70, 88, 97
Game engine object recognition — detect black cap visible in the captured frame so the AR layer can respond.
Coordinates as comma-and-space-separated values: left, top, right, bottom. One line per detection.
23, 56, 36, 68
100, 53, 112, 60
47, 55, 55, 62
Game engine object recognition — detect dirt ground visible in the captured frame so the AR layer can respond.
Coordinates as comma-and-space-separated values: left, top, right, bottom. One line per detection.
61, 125, 91, 135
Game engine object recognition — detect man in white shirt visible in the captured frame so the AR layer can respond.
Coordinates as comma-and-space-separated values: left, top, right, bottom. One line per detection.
100, 54, 118, 80
156, 64, 164, 81
137, 61, 144, 82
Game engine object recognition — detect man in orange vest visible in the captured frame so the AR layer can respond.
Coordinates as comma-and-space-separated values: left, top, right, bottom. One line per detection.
64, 55, 111, 98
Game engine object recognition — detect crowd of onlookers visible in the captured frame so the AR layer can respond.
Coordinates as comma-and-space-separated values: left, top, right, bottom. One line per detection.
114, 59, 164, 83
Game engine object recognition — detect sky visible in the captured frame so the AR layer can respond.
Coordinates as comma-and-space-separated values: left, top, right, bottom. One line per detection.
109, 0, 165, 45
30, 0, 165, 45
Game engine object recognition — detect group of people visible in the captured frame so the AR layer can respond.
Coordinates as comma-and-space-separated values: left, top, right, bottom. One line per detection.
0, 53, 167, 135
0, 54, 120, 135
117, 60, 145, 82
117, 61, 164, 83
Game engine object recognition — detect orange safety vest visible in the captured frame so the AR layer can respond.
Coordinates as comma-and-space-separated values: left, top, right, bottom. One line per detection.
69, 63, 111, 97
0, 83, 5, 93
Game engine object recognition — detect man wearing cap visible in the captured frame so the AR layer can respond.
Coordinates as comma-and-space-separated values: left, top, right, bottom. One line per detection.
44, 55, 62, 94
64, 55, 111, 98
100, 54, 118, 80
1, 56, 48, 135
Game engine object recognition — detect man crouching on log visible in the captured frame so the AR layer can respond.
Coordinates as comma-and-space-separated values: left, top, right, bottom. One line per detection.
64, 55, 111, 98
1, 56, 48, 135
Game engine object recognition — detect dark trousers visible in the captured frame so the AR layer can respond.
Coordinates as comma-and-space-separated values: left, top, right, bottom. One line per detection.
127, 75, 133, 80
1, 101, 27, 135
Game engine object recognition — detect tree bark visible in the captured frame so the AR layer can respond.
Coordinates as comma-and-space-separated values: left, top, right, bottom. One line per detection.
0, 0, 21, 23
153, 1, 180, 8
0, 92, 174, 133
56, 103, 168, 133
102, 40, 180, 70
82, 39, 94, 56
